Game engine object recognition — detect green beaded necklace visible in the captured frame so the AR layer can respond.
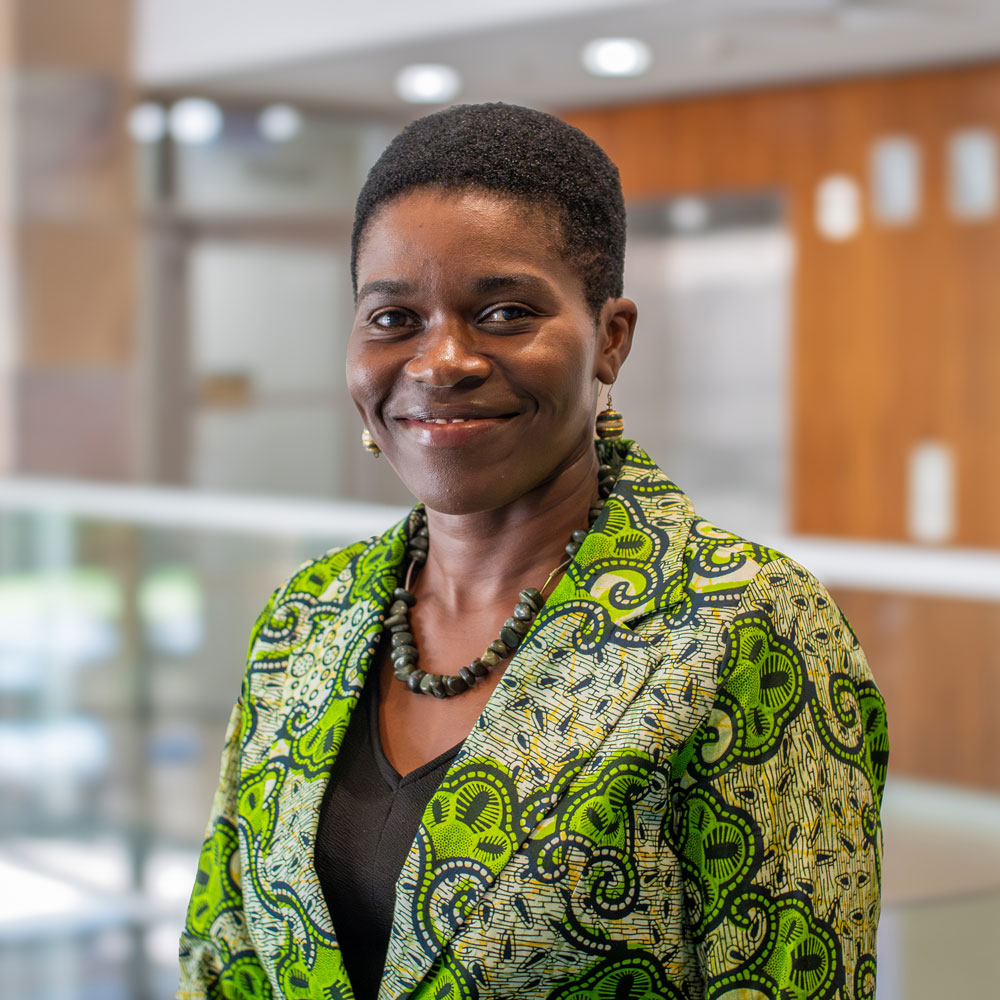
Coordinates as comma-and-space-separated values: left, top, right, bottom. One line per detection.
387, 462, 618, 698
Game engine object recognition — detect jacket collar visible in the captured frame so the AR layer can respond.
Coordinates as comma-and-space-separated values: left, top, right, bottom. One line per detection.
545, 438, 695, 625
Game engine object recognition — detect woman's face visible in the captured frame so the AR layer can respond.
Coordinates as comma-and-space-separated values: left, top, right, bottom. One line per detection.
347, 188, 634, 515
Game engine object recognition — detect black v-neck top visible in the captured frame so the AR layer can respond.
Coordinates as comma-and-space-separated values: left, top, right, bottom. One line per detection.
314, 674, 463, 1000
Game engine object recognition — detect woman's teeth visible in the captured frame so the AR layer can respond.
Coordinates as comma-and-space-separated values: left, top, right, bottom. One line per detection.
419, 417, 476, 424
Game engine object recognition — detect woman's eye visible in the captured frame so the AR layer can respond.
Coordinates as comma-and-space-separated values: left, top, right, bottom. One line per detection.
371, 309, 413, 330
481, 305, 532, 324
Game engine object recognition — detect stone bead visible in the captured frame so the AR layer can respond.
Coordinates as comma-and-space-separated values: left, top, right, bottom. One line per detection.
409, 534, 429, 551
489, 639, 510, 657
394, 664, 415, 682
429, 675, 447, 699
407, 670, 426, 693
571, 529, 588, 544
589, 505, 604, 522
595, 406, 623, 438
469, 659, 489, 678
393, 588, 416, 606
389, 622, 411, 633
390, 632, 414, 647
565, 542, 580, 557
480, 649, 501, 669
459, 665, 477, 687
392, 649, 417, 668
384, 613, 408, 629
410, 549, 427, 564
445, 674, 468, 696
389, 599, 410, 616
503, 617, 530, 636
419, 672, 436, 695
519, 588, 543, 612
513, 602, 534, 621
499, 627, 522, 649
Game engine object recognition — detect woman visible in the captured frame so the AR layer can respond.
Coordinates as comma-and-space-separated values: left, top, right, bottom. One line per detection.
178, 104, 887, 1000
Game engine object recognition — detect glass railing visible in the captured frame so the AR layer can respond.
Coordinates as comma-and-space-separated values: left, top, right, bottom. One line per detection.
0, 483, 404, 999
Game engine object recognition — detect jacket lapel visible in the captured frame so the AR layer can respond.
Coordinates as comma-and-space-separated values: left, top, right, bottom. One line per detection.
380, 441, 698, 998
239, 513, 413, 998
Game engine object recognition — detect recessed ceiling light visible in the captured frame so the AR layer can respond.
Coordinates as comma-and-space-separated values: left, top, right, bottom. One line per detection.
581, 38, 651, 78
169, 98, 223, 146
128, 102, 167, 144
258, 103, 303, 143
395, 64, 461, 104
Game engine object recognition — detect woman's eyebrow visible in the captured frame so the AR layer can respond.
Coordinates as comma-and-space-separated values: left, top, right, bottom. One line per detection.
357, 278, 414, 302
472, 274, 552, 296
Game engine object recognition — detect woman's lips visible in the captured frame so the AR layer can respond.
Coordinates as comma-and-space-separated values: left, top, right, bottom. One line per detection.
396, 414, 515, 445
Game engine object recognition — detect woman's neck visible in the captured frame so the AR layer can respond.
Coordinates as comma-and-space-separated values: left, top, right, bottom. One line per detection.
414, 446, 600, 613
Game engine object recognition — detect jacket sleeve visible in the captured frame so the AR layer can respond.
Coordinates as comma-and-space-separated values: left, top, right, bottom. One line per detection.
670, 558, 888, 1000
177, 595, 279, 1000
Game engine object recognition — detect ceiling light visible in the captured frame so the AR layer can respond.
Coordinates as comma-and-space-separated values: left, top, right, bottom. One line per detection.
258, 103, 303, 143
581, 38, 651, 78
395, 64, 461, 105
169, 98, 223, 146
127, 102, 167, 144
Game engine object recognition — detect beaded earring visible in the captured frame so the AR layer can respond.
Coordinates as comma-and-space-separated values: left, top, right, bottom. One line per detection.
595, 387, 624, 440
361, 428, 381, 456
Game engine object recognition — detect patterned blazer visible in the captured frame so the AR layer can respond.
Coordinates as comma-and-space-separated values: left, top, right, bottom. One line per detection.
178, 440, 888, 1000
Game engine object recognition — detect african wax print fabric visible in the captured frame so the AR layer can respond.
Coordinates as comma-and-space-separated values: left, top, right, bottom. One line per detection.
178, 439, 888, 1000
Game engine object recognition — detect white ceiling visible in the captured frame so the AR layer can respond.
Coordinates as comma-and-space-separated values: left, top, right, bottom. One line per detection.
137, 0, 1000, 112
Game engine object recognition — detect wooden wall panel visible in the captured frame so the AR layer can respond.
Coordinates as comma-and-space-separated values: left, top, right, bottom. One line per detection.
10, 0, 136, 478
18, 0, 130, 72
832, 588, 1000, 791
564, 63, 1000, 548
22, 224, 134, 365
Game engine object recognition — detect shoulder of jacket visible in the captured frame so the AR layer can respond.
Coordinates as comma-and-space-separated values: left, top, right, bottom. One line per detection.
677, 516, 793, 600
271, 537, 374, 606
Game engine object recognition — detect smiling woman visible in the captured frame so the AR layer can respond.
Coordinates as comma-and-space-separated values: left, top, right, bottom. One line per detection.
177, 104, 887, 1000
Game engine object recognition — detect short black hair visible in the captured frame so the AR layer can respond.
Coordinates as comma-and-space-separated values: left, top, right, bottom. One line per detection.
351, 103, 626, 316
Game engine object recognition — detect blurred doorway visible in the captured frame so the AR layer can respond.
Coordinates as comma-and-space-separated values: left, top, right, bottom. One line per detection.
145, 221, 411, 507
620, 192, 793, 542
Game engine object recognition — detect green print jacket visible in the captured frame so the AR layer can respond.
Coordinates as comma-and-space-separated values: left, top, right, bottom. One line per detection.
178, 440, 888, 1000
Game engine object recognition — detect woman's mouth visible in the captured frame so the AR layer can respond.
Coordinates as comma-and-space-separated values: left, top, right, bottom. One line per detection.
395, 413, 517, 444
412, 417, 487, 424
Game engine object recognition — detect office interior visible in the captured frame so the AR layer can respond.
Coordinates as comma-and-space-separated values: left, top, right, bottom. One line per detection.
2, 1, 999, 997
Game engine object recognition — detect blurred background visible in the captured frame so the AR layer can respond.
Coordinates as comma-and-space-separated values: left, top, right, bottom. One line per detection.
1, 0, 999, 997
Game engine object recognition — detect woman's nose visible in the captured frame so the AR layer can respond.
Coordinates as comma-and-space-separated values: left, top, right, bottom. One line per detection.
404, 319, 491, 388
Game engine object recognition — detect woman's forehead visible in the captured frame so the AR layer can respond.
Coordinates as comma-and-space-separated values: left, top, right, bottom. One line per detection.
360, 187, 562, 250
355, 188, 569, 280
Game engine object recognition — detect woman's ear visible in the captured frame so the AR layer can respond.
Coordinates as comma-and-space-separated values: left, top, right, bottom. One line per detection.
595, 297, 637, 385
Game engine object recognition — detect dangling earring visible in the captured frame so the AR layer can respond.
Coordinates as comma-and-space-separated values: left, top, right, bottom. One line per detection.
361, 427, 381, 456
595, 386, 624, 440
